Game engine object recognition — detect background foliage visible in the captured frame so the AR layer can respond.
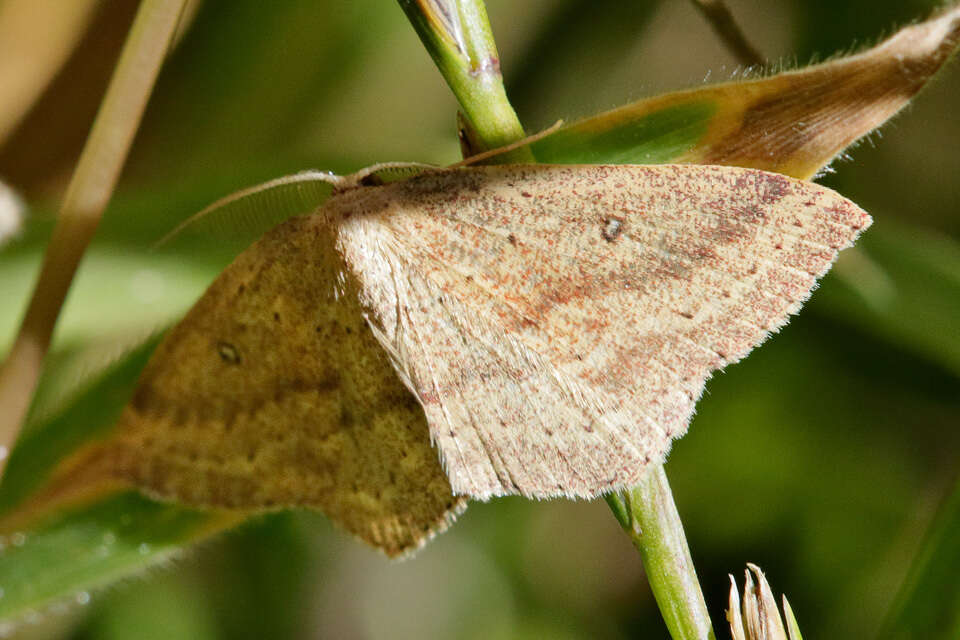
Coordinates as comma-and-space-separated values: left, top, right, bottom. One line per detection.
0, 0, 957, 638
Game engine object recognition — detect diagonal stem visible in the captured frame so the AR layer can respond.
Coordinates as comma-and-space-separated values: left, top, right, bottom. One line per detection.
0, 0, 189, 478
689, 0, 764, 67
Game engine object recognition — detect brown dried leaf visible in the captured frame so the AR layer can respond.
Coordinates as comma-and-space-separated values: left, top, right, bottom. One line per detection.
692, 3, 960, 178
53, 163, 869, 554
532, 4, 960, 179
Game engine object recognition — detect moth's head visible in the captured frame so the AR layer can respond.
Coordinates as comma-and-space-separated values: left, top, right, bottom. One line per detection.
337, 162, 439, 194
333, 170, 383, 194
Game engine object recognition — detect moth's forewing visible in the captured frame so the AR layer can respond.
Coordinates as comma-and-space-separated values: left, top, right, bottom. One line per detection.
335, 165, 870, 500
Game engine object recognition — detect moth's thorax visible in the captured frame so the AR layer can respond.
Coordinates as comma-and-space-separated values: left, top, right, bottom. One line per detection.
321, 173, 443, 233
322, 181, 394, 227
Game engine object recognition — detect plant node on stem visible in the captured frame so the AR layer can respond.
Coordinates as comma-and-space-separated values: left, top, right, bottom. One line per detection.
397, 0, 533, 162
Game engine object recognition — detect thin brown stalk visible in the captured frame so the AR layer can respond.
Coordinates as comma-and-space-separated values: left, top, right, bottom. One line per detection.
689, 0, 764, 67
0, 0, 189, 477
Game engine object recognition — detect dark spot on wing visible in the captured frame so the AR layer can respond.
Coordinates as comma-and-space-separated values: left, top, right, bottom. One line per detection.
602, 217, 623, 242
217, 341, 241, 364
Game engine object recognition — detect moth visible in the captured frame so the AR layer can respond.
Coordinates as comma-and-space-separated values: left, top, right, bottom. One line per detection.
61, 163, 869, 556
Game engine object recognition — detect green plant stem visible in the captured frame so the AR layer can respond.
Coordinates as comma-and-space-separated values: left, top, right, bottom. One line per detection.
397, 0, 533, 162
606, 466, 715, 640
0, 0, 188, 478
401, 2, 714, 636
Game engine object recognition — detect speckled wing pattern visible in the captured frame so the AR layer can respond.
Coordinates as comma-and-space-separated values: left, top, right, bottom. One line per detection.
92, 216, 464, 557
334, 165, 870, 500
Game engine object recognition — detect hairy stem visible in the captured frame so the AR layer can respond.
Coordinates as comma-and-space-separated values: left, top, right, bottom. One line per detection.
0, 0, 189, 477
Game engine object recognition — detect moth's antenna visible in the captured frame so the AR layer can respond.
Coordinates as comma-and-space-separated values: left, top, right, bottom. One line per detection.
152, 171, 341, 250
448, 120, 564, 168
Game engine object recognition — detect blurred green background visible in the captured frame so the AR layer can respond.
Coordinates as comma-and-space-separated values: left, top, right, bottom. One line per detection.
0, 0, 958, 638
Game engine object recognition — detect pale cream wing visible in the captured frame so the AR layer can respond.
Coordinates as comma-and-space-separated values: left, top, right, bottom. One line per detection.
337, 164, 870, 499
68, 215, 462, 557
